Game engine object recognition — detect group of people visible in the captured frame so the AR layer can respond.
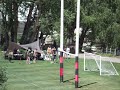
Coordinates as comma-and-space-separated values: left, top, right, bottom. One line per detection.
26, 46, 57, 64
47, 45, 57, 63
7, 48, 22, 63
46, 45, 71, 63
58, 46, 71, 59
26, 47, 38, 64
8, 45, 71, 64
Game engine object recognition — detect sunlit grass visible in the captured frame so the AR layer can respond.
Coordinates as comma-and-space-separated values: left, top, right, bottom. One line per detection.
0, 52, 120, 90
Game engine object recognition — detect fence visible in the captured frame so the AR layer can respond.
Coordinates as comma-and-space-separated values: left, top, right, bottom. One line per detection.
97, 48, 120, 56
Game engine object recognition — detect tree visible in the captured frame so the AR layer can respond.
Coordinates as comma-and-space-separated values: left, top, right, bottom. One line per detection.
0, 0, 22, 49
93, 0, 120, 49
1, 0, 120, 52
19, 2, 35, 44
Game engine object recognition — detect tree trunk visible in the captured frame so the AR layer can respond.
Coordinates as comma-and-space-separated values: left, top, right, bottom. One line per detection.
4, 32, 9, 51
12, 1, 18, 42
20, 3, 34, 44
79, 27, 89, 52
7, 1, 13, 42
1, 7, 9, 50
66, 17, 89, 53
29, 5, 41, 42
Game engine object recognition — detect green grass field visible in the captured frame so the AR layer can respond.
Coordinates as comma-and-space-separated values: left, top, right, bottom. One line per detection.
0, 52, 120, 90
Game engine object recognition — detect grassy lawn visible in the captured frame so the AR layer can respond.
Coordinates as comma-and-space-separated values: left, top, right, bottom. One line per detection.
0, 52, 120, 90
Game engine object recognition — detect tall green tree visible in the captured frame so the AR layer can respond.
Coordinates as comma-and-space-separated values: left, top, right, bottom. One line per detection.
0, 0, 22, 49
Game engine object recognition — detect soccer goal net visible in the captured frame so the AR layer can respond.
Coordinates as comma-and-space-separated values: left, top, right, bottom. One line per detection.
84, 52, 119, 76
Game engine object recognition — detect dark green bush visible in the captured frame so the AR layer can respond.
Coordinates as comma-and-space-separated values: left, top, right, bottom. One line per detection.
0, 67, 7, 90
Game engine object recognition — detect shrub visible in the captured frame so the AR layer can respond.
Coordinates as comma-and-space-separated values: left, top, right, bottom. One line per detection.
0, 67, 7, 90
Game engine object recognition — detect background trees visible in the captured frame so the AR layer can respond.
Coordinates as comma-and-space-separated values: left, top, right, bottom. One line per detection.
0, 0, 120, 51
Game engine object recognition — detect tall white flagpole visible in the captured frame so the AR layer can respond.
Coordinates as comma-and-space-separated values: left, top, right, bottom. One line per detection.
75, 0, 80, 88
60, 0, 64, 50
75, 0, 80, 56
60, 0, 64, 83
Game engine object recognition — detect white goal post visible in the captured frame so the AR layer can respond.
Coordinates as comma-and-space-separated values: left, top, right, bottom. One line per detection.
84, 52, 119, 76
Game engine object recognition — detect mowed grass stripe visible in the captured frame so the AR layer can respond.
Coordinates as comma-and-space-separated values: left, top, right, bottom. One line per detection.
1, 52, 120, 90
7, 73, 59, 82
6, 83, 40, 90
6, 60, 61, 89
7, 73, 40, 88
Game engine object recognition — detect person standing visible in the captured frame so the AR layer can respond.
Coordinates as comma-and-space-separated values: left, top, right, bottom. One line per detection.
26, 48, 32, 64
57, 47, 60, 58
17, 49, 22, 64
33, 49, 37, 63
51, 47, 57, 63
8, 50, 13, 63
47, 45, 52, 61
66, 46, 70, 59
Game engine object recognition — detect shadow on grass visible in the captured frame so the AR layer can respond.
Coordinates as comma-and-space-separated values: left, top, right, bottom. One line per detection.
79, 82, 97, 88
63, 77, 80, 84
62, 78, 97, 88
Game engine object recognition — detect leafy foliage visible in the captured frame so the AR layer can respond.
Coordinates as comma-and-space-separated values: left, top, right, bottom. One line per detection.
0, 67, 7, 90
1, 0, 120, 50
